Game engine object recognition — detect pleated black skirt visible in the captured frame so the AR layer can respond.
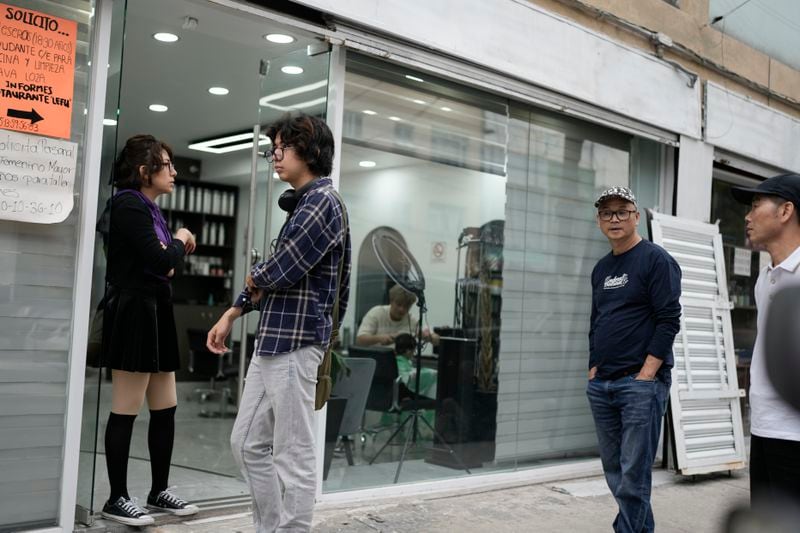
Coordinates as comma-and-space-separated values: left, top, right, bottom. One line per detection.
97, 283, 180, 373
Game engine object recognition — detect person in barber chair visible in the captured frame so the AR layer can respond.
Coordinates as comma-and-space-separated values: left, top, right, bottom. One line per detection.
356, 284, 439, 347
393, 333, 437, 400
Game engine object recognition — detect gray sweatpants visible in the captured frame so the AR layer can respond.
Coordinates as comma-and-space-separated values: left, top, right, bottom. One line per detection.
231, 345, 323, 533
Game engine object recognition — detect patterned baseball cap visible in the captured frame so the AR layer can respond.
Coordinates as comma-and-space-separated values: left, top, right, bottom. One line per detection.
594, 186, 637, 207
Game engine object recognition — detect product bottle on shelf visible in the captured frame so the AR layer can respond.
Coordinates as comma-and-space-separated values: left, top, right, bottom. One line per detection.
212, 190, 220, 215
209, 222, 218, 246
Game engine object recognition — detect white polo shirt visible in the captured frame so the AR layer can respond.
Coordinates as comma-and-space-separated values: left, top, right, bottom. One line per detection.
750, 244, 800, 441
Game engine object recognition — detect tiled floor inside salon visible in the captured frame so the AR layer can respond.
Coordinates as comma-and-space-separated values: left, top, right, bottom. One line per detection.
78, 371, 249, 512
78, 371, 484, 511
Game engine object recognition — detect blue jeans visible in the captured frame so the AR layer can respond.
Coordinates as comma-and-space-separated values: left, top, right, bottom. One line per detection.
586, 375, 669, 533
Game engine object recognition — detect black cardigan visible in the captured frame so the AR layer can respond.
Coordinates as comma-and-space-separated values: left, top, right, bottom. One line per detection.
106, 193, 185, 291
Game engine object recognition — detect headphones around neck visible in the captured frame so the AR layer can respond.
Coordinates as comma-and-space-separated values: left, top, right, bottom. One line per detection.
278, 179, 317, 213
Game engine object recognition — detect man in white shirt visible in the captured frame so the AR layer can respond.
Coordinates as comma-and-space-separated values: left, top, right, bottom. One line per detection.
732, 173, 800, 505
356, 284, 438, 346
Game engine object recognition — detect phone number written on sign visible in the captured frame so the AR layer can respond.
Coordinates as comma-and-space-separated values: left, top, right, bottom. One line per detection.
0, 196, 64, 216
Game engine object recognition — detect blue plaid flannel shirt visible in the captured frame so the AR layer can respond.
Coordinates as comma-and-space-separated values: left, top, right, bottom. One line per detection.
233, 178, 351, 356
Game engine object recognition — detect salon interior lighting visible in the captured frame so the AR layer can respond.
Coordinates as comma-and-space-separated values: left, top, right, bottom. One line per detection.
265, 33, 295, 44
281, 66, 304, 75
208, 87, 229, 95
148, 104, 168, 112
153, 32, 179, 43
259, 80, 327, 112
188, 132, 271, 154
359, 161, 377, 168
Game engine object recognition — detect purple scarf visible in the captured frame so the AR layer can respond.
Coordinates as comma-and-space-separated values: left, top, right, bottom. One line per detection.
115, 189, 173, 280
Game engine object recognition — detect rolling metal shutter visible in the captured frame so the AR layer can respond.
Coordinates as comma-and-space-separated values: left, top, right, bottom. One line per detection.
649, 211, 747, 475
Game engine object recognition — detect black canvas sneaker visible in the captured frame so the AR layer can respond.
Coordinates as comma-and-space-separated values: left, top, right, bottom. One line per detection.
146, 488, 200, 516
102, 496, 154, 527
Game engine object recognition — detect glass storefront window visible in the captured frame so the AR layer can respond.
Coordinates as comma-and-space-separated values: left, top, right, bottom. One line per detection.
501, 107, 632, 465
63, 1, 670, 509
331, 55, 510, 491
327, 54, 663, 492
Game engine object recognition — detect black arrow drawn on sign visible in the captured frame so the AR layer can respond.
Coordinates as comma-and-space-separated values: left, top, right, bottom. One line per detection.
7, 108, 44, 124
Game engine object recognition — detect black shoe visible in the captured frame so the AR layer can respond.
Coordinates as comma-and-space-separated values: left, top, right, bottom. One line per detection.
102, 496, 154, 527
146, 488, 199, 516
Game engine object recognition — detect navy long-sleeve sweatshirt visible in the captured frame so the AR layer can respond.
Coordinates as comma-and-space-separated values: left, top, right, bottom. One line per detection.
589, 239, 682, 380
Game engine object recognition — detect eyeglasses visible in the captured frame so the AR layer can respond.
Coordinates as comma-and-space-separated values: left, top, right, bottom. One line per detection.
598, 208, 637, 221
161, 159, 176, 170
265, 144, 292, 163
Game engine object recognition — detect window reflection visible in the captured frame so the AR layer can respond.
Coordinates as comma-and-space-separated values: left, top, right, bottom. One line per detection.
325, 54, 661, 492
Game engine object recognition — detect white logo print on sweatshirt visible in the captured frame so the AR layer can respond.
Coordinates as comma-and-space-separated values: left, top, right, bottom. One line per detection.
603, 274, 629, 290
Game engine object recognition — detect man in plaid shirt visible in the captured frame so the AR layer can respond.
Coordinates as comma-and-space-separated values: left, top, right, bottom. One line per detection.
207, 114, 350, 532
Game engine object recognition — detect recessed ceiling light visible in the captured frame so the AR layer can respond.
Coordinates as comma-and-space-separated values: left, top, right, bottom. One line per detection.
440, 106, 452, 112
103, 118, 117, 126
412, 99, 426, 105
405, 75, 424, 82
148, 104, 168, 112
259, 79, 328, 111
208, 87, 229, 95
189, 132, 271, 154
362, 109, 377, 115
153, 32, 179, 43
359, 161, 377, 168
281, 65, 303, 75
273, 172, 280, 179
388, 116, 402, 121
265, 33, 295, 44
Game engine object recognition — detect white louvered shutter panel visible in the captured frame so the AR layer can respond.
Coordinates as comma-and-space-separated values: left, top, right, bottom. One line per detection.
649, 211, 746, 475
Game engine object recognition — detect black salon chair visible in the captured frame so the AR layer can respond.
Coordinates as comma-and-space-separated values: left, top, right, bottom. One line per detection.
347, 345, 436, 443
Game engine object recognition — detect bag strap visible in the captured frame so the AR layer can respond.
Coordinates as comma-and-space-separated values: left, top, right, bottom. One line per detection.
328, 188, 349, 341
314, 188, 349, 410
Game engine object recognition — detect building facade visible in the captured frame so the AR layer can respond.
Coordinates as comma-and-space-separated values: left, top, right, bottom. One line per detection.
1, 0, 798, 531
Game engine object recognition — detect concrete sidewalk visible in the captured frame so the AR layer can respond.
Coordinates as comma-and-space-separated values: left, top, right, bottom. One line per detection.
137, 469, 749, 532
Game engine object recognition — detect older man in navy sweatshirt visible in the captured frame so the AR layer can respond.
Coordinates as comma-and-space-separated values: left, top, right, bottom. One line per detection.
587, 186, 682, 533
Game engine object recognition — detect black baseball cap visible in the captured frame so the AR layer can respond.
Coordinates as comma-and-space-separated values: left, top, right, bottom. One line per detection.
731, 173, 800, 209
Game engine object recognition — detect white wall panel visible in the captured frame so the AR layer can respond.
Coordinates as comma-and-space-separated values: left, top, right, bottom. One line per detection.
676, 135, 714, 222
706, 82, 800, 173
295, 0, 701, 138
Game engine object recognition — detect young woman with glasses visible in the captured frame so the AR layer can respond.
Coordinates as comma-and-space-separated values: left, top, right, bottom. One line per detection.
94, 134, 199, 526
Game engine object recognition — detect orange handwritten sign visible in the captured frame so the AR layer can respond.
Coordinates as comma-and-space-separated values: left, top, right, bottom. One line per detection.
0, 4, 77, 139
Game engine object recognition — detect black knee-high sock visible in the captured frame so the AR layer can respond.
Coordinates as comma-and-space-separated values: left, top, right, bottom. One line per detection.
105, 412, 137, 502
148, 405, 176, 496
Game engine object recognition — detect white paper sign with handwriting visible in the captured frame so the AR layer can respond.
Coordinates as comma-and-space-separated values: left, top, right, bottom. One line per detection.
0, 130, 76, 223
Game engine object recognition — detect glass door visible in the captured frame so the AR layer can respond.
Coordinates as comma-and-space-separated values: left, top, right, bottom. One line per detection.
77, 0, 333, 521
241, 46, 333, 402
76, 0, 127, 523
